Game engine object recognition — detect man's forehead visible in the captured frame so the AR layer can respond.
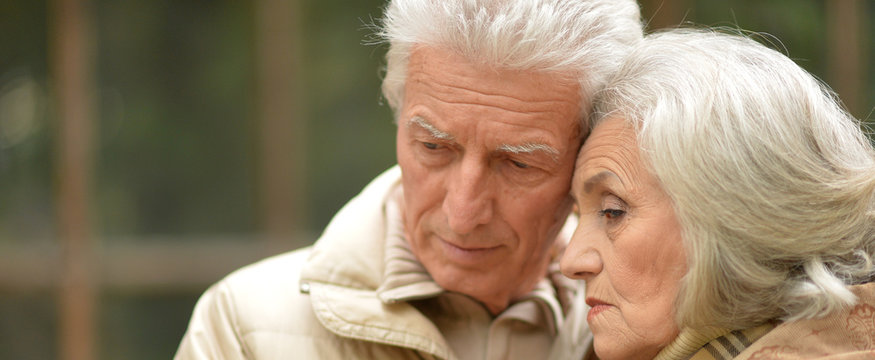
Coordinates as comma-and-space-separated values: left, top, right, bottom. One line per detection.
405, 46, 584, 107
402, 46, 583, 159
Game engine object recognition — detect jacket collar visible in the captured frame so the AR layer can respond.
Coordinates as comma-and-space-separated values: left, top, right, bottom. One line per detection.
299, 166, 454, 358
375, 186, 444, 303
299, 166, 401, 290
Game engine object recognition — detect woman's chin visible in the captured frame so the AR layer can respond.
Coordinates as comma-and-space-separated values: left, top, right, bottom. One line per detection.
593, 340, 658, 360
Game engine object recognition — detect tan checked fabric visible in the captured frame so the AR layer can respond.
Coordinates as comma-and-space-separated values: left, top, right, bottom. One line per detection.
687, 323, 776, 360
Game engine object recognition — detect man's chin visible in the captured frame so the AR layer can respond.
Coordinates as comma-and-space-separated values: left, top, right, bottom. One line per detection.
430, 269, 515, 311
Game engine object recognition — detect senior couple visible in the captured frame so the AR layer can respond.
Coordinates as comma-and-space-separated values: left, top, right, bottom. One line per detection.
176, 0, 875, 359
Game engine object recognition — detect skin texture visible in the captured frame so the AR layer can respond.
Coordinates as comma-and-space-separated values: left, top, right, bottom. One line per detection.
395, 45, 583, 314
561, 117, 688, 360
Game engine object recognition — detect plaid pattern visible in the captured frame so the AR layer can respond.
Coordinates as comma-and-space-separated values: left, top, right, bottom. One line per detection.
687, 323, 776, 360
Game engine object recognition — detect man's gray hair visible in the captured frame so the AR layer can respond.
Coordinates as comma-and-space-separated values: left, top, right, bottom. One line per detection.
592, 29, 875, 330
376, 0, 643, 121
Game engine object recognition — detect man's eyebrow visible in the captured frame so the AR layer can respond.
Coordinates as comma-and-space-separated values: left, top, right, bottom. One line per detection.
582, 171, 620, 194
497, 143, 560, 162
407, 116, 453, 140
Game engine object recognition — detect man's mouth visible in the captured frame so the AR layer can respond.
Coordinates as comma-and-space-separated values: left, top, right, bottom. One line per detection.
438, 238, 502, 264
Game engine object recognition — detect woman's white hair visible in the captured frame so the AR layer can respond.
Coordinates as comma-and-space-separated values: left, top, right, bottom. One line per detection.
591, 29, 875, 330
376, 0, 643, 121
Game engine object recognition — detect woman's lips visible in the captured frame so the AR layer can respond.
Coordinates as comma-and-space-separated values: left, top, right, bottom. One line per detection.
586, 297, 613, 322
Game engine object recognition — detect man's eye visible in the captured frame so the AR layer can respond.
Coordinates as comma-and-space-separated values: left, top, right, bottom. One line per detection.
510, 160, 529, 169
598, 209, 625, 219
423, 142, 439, 150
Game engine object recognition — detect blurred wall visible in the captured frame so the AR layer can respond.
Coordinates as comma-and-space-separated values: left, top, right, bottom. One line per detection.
0, 0, 871, 359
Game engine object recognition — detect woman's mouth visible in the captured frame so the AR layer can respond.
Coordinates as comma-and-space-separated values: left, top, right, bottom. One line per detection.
586, 297, 613, 322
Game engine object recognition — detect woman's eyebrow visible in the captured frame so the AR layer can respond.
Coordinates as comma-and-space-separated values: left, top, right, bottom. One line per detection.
582, 171, 620, 194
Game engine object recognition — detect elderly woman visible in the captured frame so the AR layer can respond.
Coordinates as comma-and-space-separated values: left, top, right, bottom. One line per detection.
553, 29, 875, 360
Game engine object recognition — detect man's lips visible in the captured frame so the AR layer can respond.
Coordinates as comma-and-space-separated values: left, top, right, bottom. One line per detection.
443, 240, 500, 251
436, 233, 501, 250
586, 297, 613, 322
438, 238, 502, 265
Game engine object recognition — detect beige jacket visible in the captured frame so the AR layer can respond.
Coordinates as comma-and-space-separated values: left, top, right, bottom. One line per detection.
176, 166, 576, 360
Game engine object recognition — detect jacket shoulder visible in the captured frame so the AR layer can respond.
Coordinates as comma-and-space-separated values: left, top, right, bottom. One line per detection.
176, 247, 339, 359
219, 247, 323, 335
736, 283, 875, 359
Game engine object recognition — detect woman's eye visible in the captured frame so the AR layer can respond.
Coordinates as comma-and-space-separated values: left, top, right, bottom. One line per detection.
598, 209, 626, 220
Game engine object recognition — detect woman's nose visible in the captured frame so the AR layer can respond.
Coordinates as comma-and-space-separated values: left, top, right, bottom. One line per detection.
560, 225, 603, 280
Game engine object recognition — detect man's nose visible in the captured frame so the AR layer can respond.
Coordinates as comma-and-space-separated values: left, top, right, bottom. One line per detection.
442, 160, 493, 234
560, 223, 603, 280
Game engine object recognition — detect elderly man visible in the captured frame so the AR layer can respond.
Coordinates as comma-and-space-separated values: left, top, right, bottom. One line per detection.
176, 0, 641, 358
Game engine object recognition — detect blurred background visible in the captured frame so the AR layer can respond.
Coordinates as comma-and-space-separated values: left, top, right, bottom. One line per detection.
0, 0, 871, 359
